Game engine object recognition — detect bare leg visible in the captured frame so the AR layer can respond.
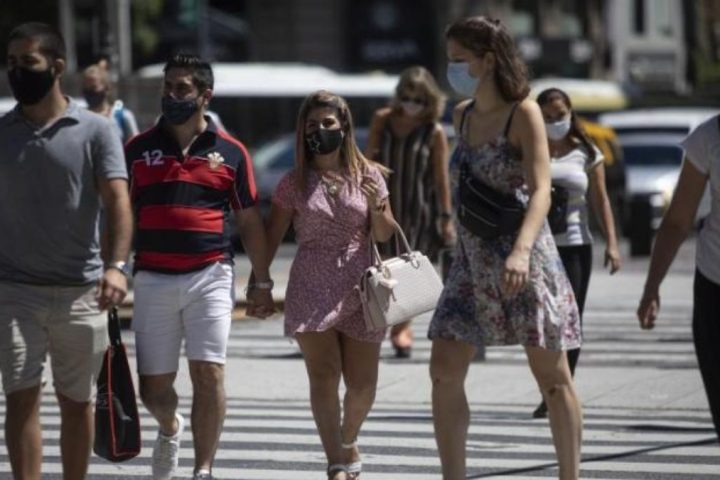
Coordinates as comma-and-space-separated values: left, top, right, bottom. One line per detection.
56, 391, 93, 480
189, 361, 225, 474
429, 338, 476, 480
338, 334, 382, 466
296, 330, 347, 479
390, 321, 413, 357
526, 346, 582, 480
5, 385, 42, 480
139, 373, 180, 435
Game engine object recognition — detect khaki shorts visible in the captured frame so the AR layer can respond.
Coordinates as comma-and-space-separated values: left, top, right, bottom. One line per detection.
0, 281, 108, 402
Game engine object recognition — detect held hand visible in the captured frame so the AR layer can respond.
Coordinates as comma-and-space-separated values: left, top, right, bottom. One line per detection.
637, 291, 660, 330
605, 244, 622, 274
501, 249, 530, 297
246, 288, 275, 319
360, 174, 383, 210
96, 269, 128, 311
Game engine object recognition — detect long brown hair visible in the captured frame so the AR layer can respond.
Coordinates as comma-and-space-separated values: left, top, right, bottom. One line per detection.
390, 66, 446, 123
445, 16, 530, 102
295, 90, 388, 192
536, 88, 597, 163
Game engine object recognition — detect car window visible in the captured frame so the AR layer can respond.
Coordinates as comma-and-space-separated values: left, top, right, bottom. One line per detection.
622, 144, 684, 167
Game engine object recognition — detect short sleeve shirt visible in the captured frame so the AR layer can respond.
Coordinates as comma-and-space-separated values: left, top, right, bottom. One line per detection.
550, 145, 604, 246
680, 115, 720, 285
125, 117, 258, 273
0, 99, 127, 285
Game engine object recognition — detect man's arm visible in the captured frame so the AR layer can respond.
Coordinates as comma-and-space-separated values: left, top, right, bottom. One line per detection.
235, 206, 274, 317
97, 177, 133, 309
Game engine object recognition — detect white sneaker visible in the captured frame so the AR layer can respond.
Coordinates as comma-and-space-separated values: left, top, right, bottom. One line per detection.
152, 413, 185, 480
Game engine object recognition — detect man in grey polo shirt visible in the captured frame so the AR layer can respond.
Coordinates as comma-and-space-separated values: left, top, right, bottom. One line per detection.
0, 23, 133, 479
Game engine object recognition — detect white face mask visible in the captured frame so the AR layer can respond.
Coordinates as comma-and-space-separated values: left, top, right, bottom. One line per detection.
546, 118, 571, 141
401, 101, 424, 117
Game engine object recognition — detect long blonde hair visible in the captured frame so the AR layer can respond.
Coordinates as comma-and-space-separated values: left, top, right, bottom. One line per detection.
390, 66, 446, 122
295, 90, 388, 192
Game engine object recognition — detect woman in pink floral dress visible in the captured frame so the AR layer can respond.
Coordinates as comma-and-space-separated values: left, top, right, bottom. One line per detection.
264, 91, 396, 480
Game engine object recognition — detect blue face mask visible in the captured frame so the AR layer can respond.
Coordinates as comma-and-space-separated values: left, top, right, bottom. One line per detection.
446, 62, 480, 97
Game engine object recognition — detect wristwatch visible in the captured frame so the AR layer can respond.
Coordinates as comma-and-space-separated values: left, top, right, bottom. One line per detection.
105, 260, 129, 276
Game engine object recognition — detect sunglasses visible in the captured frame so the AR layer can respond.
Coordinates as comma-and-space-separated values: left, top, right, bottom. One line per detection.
400, 95, 426, 106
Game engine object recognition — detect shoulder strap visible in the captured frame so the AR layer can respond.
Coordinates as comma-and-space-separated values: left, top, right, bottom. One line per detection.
113, 103, 126, 137
459, 100, 475, 137
502, 102, 520, 138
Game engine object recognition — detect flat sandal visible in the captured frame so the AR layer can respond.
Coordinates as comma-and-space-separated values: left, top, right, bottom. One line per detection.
342, 441, 362, 479
327, 463, 348, 480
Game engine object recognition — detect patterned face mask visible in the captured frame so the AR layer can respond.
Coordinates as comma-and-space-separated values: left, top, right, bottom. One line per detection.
306, 128, 344, 155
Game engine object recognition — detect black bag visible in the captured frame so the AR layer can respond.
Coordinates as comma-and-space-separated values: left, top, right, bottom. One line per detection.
548, 185, 569, 234
458, 162, 525, 239
94, 308, 141, 462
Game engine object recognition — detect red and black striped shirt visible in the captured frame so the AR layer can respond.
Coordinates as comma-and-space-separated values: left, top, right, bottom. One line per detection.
125, 117, 257, 273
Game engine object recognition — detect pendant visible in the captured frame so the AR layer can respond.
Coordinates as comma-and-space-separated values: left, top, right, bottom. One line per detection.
325, 182, 339, 196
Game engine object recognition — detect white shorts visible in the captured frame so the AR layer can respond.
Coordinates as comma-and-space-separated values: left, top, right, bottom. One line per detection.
132, 262, 234, 375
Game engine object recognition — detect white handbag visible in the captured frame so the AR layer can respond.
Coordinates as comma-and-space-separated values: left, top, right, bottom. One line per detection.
359, 223, 444, 331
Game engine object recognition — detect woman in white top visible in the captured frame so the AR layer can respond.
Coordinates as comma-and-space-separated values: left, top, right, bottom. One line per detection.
638, 115, 720, 441
535, 88, 622, 418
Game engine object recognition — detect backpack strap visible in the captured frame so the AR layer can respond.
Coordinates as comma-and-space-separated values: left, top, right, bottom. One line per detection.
112, 100, 127, 140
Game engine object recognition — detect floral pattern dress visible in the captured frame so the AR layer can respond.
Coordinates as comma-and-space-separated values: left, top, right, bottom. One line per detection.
273, 166, 389, 343
428, 116, 581, 351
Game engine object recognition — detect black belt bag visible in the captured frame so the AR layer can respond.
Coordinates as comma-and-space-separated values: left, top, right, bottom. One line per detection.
458, 163, 525, 239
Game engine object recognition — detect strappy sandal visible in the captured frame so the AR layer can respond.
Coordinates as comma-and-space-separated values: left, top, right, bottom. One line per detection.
327, 463, 348, 480
342, 440, 362, 479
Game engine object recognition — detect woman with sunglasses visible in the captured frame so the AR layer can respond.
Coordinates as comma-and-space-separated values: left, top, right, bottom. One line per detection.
365, 66, 455, 358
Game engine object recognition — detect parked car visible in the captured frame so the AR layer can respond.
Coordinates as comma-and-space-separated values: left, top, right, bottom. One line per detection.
598, 108, 718, 256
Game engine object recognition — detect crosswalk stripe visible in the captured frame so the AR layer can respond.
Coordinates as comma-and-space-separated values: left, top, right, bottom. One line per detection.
2, 299, 717, 479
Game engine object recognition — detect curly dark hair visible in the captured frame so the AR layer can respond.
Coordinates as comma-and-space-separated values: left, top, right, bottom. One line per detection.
537, 88, 597, 163
445, 16, 530, 102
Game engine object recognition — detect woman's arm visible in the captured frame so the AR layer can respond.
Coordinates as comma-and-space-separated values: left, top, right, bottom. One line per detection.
364, 109, 390, 161
588, 162, 621, 273
502, 100, 551, 295
430, 125, 455, 244
369, 201, 397, 243
637, 158, 708, 329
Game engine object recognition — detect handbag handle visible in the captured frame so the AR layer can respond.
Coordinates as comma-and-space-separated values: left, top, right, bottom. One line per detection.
369, 219, 413, 268
108, 307, 122, 346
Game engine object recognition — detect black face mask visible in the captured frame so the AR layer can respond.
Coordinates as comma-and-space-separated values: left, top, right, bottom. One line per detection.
161, 95, 199, 125
82, 89, 107, 109
7, 66, 56, 106
306, 128, 344, 155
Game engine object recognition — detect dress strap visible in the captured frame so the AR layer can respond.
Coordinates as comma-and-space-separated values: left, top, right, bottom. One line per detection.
459, 100, 475, 138
502, 102, 520, 138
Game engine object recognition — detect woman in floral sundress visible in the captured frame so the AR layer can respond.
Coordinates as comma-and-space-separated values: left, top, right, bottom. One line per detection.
264, 91, 396, 480
428, 17, 583, 480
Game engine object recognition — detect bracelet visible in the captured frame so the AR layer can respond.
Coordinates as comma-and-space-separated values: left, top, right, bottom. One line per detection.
245, 279, 274, 293
371, 202, 386, 214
